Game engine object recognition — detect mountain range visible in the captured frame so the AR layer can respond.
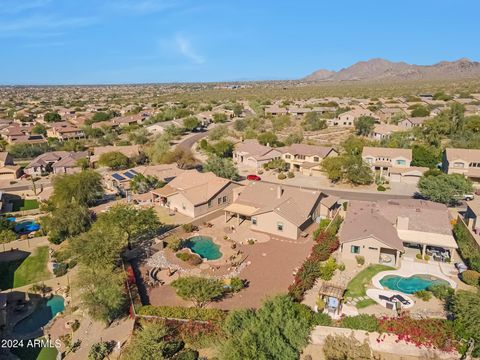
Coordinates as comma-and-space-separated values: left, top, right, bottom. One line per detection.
303, 58, 480, 82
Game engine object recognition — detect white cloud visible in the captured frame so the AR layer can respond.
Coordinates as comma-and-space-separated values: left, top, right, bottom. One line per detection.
174, 34, 205, 64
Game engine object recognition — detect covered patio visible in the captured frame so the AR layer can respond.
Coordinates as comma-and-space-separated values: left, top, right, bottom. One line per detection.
399, 229, 458, 263
318, 282, 346, 317
223, 203, 258, 226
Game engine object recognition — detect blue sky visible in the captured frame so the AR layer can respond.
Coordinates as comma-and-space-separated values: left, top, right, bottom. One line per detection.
0, 0, 479, 84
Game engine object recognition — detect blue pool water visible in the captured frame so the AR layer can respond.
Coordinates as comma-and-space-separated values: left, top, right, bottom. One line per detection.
14, 220, 40, 234
14, 295, 65, 334
185, 236, 222, 260
380, 274, 449, 294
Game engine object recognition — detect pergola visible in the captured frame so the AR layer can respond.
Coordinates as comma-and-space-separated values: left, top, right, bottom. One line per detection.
318, 282, 346, 316
224, 203, 258, 226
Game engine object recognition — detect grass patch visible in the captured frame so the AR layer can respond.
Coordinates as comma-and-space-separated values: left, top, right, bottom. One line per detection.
11, 199, 39, 212
355, 298, 377, 309
346, 264, 394, 298
0, 246, 51, 290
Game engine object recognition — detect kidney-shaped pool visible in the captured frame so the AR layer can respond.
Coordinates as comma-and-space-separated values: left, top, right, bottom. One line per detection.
379, 274, 450, 294
185, 236, 222, 260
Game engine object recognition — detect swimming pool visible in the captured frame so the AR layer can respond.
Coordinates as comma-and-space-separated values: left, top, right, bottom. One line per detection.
379, 274, 449, 294
14, 219, 40, 234
14, 295, 65, 334
185, 236, 222, 260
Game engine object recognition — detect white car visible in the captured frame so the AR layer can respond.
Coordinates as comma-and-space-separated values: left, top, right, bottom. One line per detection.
463, 194, 475, 201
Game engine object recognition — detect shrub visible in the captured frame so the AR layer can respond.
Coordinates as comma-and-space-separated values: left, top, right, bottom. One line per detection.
342, 202, 348, 211
312, 312, 332, 326
182, 224, 198, 233
424, 255, 430, 261
377, 185, 386, 192
355, 255, 365, 266
323, 334, 373, 360
168, 235, 185, 251
340, 314, 379, 332
287, 171, 294, 178
461, 270, 480, 286
427, 284, 454, 300
337, 263, 346, 271
277, 172, 286, 180
316, 297, 325, 312
138, 305, 227, 322
176, 252, 202, 266
414, 290, 432, 301
247, 239, 255, 245
319, 257, 337, 281
228, 277, 246, 292
71, 319, 80, 332
416, 253, 423, 260
453, 221, 480, 272
174, 349, 199, 360
53, 263, 68, 277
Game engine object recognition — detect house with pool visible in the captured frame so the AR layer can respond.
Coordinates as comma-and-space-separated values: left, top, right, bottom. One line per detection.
223, 182, 339, 240
150, 170, 241, 218
338, 199, 458, 267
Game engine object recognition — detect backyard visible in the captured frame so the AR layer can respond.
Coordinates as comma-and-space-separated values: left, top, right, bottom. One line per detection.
346, 264, 394, 298
0, 246, 51, 290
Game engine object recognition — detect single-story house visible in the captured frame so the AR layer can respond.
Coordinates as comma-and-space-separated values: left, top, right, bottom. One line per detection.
24, 151, 88, 176
151, 170, 241, 218
223, 182, 340, 240
339, 199, 458, 267
233, 140, 282, 169
369, 124, 402, 140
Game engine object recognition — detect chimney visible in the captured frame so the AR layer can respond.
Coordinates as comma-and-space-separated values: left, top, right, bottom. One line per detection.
277, 186, 283, 199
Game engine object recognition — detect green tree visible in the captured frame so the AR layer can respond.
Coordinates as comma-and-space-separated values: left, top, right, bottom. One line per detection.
123, 322, 186, 360
171, 276, 225, 307
50, 170, 103, 207
97, 205, 160, 249
32, 123, 47, 136
7, 143, 51, 158
98, 151, 131, 170
221, 295, 314, 360
128, 128, 150, 145
418, 173, 473, 205
354, 116, 375, 136
450, 291, 480, 356
342, 135, 370, 156
77, 266, 126, 324
208, 125, 228, 140
343, 156, 374, 185
284, 132, 303, 145
160, 148, 197, 169
207, 140, 234, 158
88, 341, 113, 360
410, 104, 430, 117
131, 174, 164, 194
271, 115, 291, 131
44, 112, 62, 122
0, 230, 16, 250
87, 111, 113, 125
204, 155, 239, 180
321, 156, 344, 182
302, 112, 327, 131
465, 116, 480, 133
147, 133, 173, 164
213, 113, 228, 123
183, 116, 200, 131
323, 334, 373, 360
411, 145, 441, 168
257, 131, 278, 146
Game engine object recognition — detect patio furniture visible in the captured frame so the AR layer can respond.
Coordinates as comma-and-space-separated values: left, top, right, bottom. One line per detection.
390, 294, 411, 305
379, 295, 391, 302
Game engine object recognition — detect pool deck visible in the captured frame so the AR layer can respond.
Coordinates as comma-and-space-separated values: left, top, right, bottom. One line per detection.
371, 258, 458, 294
366, 289, 414, 309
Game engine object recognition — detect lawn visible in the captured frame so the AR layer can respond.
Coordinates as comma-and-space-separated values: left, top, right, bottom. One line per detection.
11, 338, 58, 360
0, 246, 51, 290
355, 298, 377, 309
11, 199, 39, 212
346, 264, 394, 298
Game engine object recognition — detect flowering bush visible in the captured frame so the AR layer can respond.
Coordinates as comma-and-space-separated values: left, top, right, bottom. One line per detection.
377, 313, 458, 352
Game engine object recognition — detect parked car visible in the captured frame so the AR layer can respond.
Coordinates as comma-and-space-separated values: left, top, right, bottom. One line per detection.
463, 194, 475, 201
246, 174, 261, 181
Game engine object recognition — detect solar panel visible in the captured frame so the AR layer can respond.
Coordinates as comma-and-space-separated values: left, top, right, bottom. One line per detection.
112, 173, 125, 181
123, 171, 136, 179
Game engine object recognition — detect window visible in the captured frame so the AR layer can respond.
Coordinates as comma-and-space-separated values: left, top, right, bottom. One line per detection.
277, 222, 284, 231
396, 159, 406, 166
453, 162, 465, 168
285, 154, 291, 159
313, 156, 319, 162
351, 245, 360, 254
217, 198, 221, 205
222, 196, 227, 203
208, 200, 212, 208
252, 216, 257, 225
368, 247, 378, 250
182, 203, 186, 210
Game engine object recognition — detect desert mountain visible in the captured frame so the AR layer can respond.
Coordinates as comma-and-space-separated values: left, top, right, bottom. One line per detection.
303, 58, 480, 82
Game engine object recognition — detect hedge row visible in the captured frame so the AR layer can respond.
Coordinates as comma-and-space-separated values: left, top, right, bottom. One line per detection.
137, 305, 227, 322
453, 219, 480, 272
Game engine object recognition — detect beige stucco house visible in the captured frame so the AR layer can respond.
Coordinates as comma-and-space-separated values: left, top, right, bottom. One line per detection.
233, 140, 282, 169
443, 148, 480, 183
339, 199, 458, 267
281, 144, 338, 176
362, 147, 427, 184
327, 108, 377, 127
224, 182, 339, 240
150, 170, 241, 218
0, 152, 21, 180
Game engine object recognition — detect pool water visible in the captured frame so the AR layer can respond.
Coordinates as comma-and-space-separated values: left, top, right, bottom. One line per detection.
380, 274, 449, 294
185, 236, 222, 260
14, 295, 65, 334
14, 220, 40, 234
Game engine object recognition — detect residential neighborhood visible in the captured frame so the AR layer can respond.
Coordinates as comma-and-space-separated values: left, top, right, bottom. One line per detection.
1, 2, 480, 360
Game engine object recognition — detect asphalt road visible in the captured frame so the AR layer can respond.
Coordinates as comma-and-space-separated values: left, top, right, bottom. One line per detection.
176, 129, 212, 151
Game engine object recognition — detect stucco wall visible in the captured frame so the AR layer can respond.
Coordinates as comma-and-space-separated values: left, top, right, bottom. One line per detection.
340, 237, 388, 265
252, 211, 299, 240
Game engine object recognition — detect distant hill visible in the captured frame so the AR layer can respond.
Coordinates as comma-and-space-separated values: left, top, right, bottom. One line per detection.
303, 58, 480, 82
